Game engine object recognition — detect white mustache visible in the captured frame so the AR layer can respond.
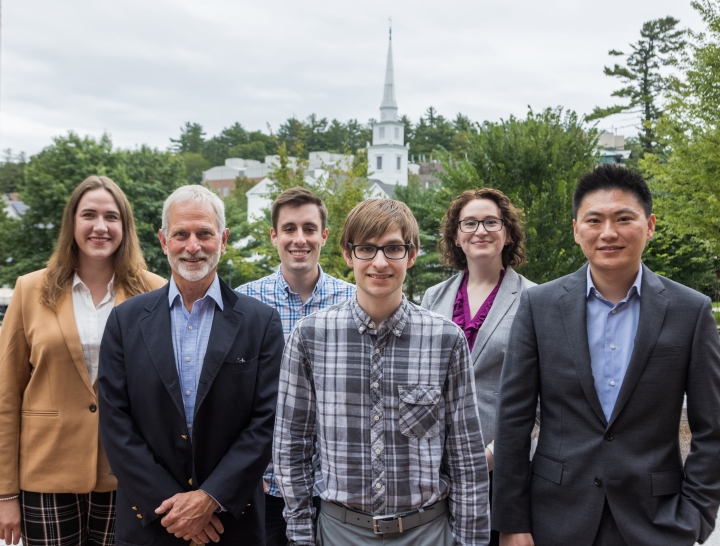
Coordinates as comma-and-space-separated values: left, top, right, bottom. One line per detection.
178, 252, 210, 260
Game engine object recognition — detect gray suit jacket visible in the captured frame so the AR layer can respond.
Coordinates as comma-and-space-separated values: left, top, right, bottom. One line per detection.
421, 266, 536, 446
492, 264, 720, 546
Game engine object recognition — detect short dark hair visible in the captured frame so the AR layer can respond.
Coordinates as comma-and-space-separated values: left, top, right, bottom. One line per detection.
439, 188, 526, 270
573, 164, 652, 219
271, 187, 328, 230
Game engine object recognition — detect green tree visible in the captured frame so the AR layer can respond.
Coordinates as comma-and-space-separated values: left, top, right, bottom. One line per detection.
440, 108, 598, 283
180, 152, 211, 184
394, 176, 453, 302
228, 141, 267, 162
170, 122, 206, 154
587, 17, 686, 154
0, 150, 26, 194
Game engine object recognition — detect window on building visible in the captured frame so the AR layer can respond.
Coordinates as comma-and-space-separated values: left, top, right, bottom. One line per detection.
396, 156, 401, 171
395, 127, 399, 139
223, 187, 230, 197
379, 127, 385, 139
377, 156, 383, 170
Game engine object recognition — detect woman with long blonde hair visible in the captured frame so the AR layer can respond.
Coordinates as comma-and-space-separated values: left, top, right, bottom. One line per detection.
0, 175, 166, 546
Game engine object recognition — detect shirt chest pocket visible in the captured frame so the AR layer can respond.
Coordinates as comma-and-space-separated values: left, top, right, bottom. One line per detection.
398, 385, 442, 439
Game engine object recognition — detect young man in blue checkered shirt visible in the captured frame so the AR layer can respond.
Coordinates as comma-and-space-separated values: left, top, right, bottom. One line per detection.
235, 187, 355, 546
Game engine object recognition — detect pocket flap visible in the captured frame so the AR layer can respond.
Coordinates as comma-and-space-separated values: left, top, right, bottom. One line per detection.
398, 385, 441, 405
651, 469, 684, 496
531, 453, 564, 484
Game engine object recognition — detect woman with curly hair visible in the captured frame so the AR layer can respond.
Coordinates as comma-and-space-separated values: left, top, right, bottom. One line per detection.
0, 176, 166, 546
421, 188, 536, 546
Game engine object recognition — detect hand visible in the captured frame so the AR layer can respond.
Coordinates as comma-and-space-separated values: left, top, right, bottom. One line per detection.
0, 498, 21, 546
189, 514, 224, 544
500, 532, 534, 546
485, 446, 494, 472
155, 491, 220, 539
263, 479, 270, 494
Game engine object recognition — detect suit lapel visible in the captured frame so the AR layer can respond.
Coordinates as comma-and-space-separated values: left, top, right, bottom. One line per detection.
435, 272, 465, 319
470, 268, 517, 364
608, 266, 668, 427
56, 291, 95, 395
559, 265, 607, 426
195, 282, 244, 414
138, 285, 186, 418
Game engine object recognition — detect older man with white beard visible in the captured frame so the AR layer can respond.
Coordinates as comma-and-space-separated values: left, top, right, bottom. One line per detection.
99, 185, 284, 546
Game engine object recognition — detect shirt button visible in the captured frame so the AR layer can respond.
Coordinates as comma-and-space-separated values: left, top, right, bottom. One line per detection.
376, 483, 382, 489
375, 348, 380, 354
375, 448, 381, 454
186, 357, 191, 362
610, 344, 616, 350
610, 380, 616, 386
394, 330, 400, 335
611, 309, 617, 314
186, 391, 191, 396
369, 322, 375, 329
373, 382, 379, 388
374, 415, 380, 421
188, 326, 193, 330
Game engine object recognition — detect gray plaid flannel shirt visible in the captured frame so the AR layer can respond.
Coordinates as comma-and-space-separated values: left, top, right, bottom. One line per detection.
273, 296, 490, 545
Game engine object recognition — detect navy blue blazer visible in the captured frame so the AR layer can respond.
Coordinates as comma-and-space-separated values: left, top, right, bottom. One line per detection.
99, 278, 284, 546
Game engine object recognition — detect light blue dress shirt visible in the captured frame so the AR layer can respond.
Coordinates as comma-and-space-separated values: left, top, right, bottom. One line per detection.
586, 266, 642, 421
168, 274, 223, 439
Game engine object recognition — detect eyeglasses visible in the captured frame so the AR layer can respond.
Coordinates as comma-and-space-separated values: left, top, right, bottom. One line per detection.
457, 218, 504, 233
348, 243, 413, 260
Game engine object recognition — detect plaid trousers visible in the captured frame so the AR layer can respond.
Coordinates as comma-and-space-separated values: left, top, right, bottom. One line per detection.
20, 491, 116, 546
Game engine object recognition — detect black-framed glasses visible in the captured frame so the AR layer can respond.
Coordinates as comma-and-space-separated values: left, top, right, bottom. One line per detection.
458, 218, 504, 233
348, 243, 413, 260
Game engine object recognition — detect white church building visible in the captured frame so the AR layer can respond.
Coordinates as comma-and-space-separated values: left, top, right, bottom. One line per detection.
202, 31, 416, 221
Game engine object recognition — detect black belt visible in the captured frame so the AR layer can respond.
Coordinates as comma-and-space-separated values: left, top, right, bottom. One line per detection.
320, 498, 447, 534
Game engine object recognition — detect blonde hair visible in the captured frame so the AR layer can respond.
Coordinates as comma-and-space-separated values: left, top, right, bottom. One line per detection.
340, 198, 420, 251
40, 175, 155, 309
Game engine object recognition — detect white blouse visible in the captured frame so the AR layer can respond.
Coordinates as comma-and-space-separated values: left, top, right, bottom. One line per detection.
71, 274, 116, 384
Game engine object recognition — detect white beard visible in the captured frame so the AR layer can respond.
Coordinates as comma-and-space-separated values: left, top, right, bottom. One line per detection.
168, 249, 220, 282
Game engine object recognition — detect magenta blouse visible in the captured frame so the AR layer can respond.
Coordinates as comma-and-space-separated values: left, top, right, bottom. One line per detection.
452, 269, 506, 352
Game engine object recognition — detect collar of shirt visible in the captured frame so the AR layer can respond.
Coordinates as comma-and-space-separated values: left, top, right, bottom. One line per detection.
586, 264, 643, 305
168, 274, 224, 311
350, 295, 408, 337
72, 273, 116, 305
276, 264, 326, 302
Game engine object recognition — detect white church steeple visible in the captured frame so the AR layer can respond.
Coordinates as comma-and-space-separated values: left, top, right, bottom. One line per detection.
380, 26, 398, 121
367, 22, 409, 187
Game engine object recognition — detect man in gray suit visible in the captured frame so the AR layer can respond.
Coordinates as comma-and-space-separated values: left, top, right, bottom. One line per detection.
493, 164, 720, 546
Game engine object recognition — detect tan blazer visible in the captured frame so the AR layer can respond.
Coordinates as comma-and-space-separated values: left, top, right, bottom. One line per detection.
0, 268, 166, 495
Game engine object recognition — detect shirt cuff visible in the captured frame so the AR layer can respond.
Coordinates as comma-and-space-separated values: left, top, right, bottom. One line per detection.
200, 490, 226, 513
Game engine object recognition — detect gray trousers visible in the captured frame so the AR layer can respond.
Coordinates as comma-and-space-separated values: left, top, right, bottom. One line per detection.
316, 509, 455, 545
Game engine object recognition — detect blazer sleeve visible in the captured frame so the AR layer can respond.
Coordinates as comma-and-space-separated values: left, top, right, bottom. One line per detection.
491, 288, 540, 533
98, 308, 185, 523
682, 297, 720, 542
0, 276, 31, 495
196, 308, 284, 517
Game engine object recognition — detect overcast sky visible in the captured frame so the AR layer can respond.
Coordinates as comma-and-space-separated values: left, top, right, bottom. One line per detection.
0, 0, 703, 158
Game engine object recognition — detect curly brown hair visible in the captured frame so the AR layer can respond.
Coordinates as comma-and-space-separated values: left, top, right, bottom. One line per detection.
439, 188, 526, 270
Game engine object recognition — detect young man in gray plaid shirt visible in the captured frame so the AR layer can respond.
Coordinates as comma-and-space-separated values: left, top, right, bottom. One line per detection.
274, 198, 490, 545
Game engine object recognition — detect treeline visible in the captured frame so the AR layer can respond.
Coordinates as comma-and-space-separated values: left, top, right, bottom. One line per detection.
170, 107, 477, 184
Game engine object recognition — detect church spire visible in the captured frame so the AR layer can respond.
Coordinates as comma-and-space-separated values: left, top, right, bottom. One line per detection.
380, 21, 398, 121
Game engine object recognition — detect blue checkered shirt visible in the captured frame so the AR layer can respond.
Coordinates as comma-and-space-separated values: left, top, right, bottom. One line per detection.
236, 266, 355, 496
169, 274, 223, 440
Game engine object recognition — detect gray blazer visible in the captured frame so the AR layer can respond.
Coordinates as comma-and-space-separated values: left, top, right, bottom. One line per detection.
492, 264, 720, 545
421, 266, 535, 446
